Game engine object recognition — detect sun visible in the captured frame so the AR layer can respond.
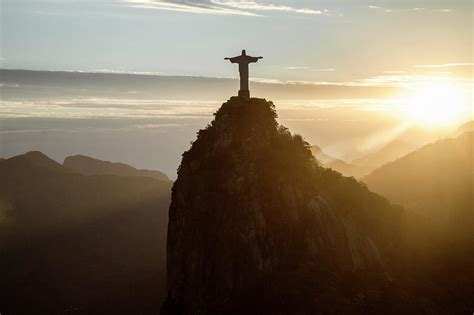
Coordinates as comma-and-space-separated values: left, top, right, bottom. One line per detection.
400, 83, 471, 128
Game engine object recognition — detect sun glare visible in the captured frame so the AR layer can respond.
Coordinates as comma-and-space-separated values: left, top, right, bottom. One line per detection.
400, 83, 471, 128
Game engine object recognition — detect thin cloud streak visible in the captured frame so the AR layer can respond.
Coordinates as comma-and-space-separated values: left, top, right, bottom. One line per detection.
125, 0, 330, 16
219, 1, 327, 15
284, 67, 335, 71
126, 0, 260, 16
368, 5, 453, 13
285, 66, 310, 70
414, 63, 474, 68
315, 68, 335, 72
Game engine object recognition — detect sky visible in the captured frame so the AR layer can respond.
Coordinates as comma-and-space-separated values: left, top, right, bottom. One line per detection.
1, 0, 473, 83
0, 0, 473, 178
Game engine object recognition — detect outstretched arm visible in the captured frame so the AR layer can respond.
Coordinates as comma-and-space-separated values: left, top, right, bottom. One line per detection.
249, 56, 263, 63
225, 56, 239, 63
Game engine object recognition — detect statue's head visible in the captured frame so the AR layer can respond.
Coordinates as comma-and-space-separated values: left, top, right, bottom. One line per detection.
242, 49, 246, 55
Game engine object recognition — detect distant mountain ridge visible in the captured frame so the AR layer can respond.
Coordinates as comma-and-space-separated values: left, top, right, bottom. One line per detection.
64, 154, 170, 181
351, 140, 416, 174
363, 132, 473, 222
310, 140, 417, 178
455, 120, 474, 136
310, 145, 362, 177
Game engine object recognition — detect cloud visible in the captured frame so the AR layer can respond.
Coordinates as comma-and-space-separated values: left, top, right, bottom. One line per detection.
125, 0, 330, 16
126, 0, 259, 16
414, 63, 474, 68
285, 67, 335, 71
249, 77, 284, 84
218, 1, 327, 15
368, 5, 453, 13
0, 98, 219, 119
383, 70, 406, 74
315, 68, 335, 72
285, 66, 310, 70
355, 74, 474, 88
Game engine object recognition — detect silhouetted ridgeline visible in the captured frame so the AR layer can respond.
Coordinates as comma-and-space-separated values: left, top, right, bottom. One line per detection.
0, 152, 172, 314
162, 97, 409, 314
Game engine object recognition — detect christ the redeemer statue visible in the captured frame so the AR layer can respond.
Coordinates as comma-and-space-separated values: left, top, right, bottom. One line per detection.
225, 49, 263, 98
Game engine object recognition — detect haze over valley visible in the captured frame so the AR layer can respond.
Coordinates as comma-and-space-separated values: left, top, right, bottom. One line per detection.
1, 69, 469, 178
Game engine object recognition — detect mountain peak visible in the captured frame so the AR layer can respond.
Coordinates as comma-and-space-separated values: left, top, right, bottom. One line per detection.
163, 97, 401, 314
5, 151, 62, 170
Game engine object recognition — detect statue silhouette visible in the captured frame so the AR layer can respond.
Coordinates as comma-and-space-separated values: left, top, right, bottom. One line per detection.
225, 49, 263, 98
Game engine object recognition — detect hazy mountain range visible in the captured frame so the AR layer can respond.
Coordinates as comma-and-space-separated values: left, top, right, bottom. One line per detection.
363, 131, 473, 226
310, 144, 362, 177
0, 152, 172, 314
311, 139, 417, 178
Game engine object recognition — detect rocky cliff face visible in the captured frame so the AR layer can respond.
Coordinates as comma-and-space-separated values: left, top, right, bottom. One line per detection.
163, 97, 403, 314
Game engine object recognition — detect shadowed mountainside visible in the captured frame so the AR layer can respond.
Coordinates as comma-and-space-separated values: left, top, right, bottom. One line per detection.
162, 97, 408, 314
0, 152, 172, 314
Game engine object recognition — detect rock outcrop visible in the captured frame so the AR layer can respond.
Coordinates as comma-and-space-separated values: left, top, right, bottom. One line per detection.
162, 97, 403, 314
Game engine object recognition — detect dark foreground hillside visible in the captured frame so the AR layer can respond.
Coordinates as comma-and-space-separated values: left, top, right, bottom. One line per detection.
0, 152, 172, 314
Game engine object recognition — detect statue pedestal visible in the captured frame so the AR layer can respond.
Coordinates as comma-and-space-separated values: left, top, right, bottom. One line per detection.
238, 90, 250, 98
